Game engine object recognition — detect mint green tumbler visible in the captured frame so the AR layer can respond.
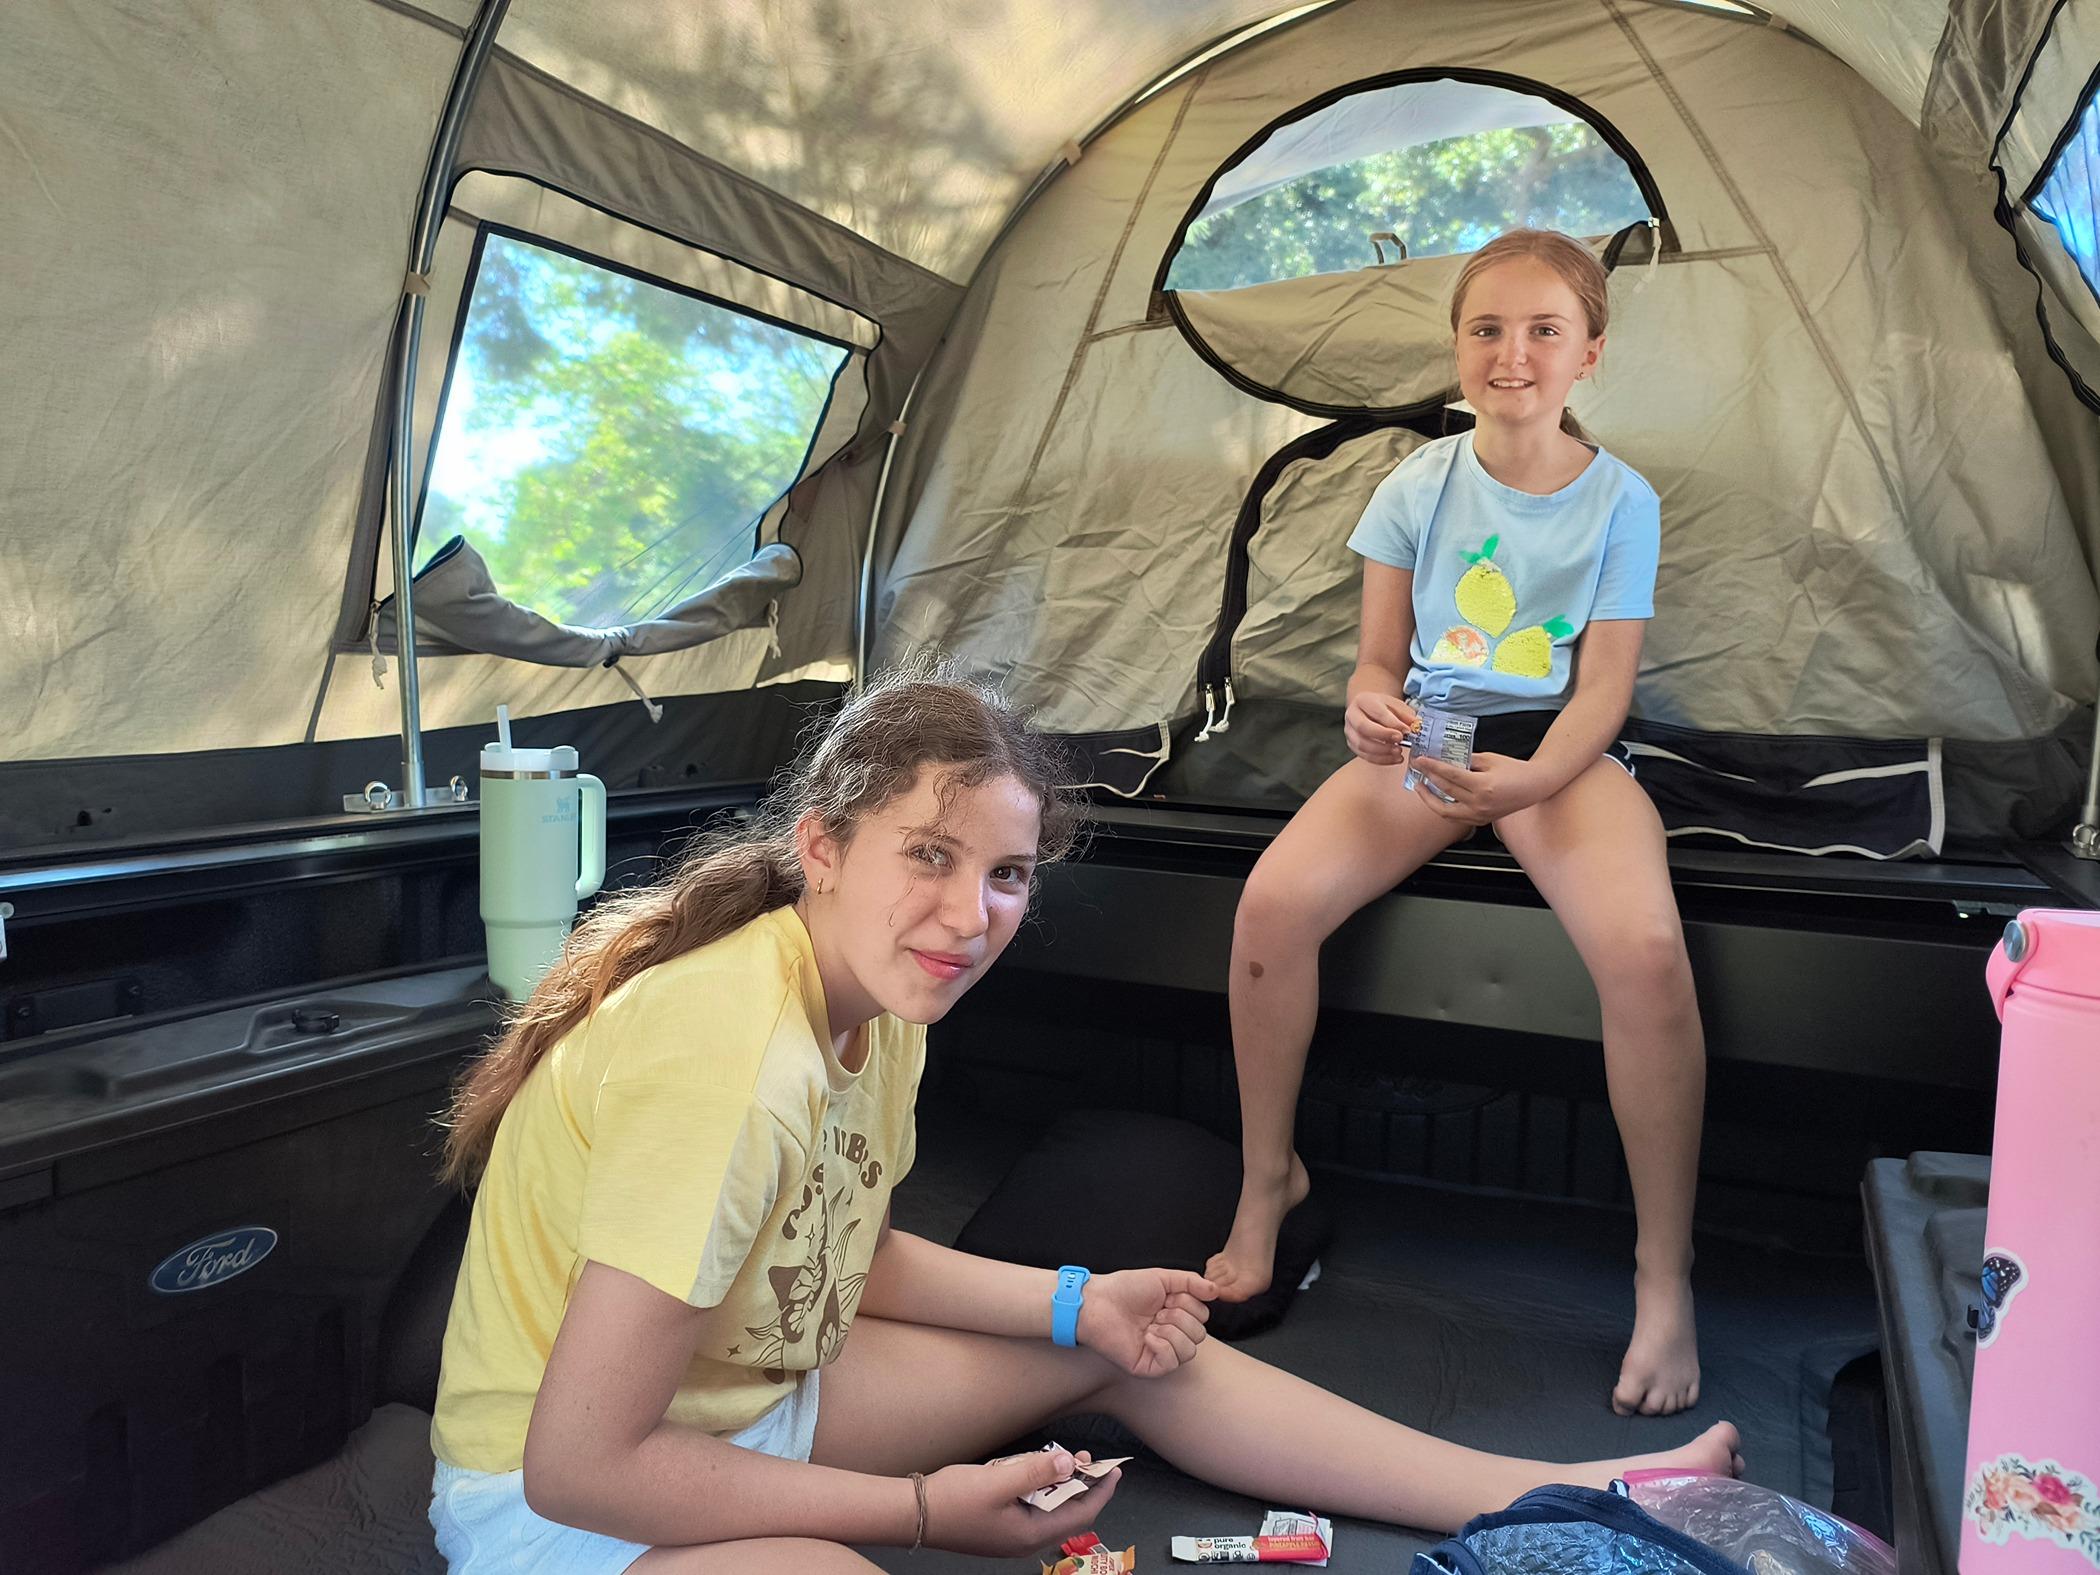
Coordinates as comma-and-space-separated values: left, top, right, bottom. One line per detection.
478, 741, 607, 1002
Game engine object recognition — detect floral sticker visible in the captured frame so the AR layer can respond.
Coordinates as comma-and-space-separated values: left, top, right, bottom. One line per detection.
1966, 1454, 2100, 1565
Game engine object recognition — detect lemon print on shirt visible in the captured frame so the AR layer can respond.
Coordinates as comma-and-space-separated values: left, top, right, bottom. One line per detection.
1492, 617, 1574, 678
1454, 535, 1516, 636
1434, 535, 1572, 678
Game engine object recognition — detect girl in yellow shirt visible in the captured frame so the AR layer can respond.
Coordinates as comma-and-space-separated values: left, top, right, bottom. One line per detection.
428, 672, 1740, 1573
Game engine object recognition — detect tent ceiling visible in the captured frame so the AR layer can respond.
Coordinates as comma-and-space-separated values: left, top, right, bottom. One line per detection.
471, 2, 1980, 290
491, 0, 1333, 281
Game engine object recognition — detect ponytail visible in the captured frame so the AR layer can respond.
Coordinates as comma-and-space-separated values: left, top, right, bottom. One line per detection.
439, 838, 800, 1186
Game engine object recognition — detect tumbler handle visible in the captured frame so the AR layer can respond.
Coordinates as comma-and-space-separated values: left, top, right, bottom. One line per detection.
574, 774, 606, 902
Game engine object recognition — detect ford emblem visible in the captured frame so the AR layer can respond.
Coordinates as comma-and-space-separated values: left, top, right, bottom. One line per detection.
149, 1226, 279, 1294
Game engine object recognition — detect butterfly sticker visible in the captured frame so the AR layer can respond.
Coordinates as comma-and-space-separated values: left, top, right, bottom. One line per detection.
1968, 1249, 2027, 1348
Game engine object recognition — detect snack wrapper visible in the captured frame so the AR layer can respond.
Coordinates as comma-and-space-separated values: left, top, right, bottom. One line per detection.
1259, 1511, 1334, 1567
1168, 1532, 1330, 1563
1045, 1531, 1137, 1573
1400, 703, 1476, 802
987, 1442, 1132, 1510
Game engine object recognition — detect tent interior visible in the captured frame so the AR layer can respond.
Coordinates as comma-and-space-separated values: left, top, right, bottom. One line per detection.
5, 0, 2100, 1570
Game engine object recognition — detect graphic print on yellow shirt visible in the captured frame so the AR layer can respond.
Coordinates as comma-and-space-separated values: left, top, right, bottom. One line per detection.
429, 905, 923, 1473
742, 1120, 885, 1379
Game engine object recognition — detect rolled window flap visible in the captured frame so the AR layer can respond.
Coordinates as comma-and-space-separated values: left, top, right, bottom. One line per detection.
369, 539, 801, 667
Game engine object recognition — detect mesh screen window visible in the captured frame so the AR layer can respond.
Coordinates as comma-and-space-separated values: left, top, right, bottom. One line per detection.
1167, 80, 1652, 292
2035, 90, 2100, 303
418, 232, 850, 629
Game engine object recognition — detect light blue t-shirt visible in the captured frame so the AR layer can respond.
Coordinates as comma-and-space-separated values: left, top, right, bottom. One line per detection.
1346, 432, 1660, 715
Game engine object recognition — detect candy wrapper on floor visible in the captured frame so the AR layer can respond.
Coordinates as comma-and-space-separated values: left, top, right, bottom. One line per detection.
1045, 1531, 1136, 1572
1260, 1511, 1334, 1567
1622, 1469, 1896, 1573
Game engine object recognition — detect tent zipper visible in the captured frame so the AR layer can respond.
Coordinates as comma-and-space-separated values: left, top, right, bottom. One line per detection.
1192, 411, 1460, 742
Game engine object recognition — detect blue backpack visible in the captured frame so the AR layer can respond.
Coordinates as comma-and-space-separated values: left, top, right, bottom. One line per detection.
1413, 1483, 1752, 1574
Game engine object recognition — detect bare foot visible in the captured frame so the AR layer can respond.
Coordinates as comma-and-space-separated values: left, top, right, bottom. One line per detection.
1568, 1420, 1743, 1490
1613, 1267, 1701, 1417
1203, 1151, 1311, 1303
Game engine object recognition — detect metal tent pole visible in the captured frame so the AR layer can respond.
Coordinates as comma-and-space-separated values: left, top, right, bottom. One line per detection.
854, 381, 922, 698
382, 0, 513, 809
2075, 705, 2100, 858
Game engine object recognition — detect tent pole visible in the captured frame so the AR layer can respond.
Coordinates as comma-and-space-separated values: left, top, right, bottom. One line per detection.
854, 379, 922, 697
385, 0, 513, 808
2076, 706, 2100, 859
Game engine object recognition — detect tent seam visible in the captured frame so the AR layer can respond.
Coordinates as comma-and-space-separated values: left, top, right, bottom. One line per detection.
1020, 70, 1208, 495
357, 0, 467, 41
1599, 0, 1905, 519
1085, 319, 1174, 344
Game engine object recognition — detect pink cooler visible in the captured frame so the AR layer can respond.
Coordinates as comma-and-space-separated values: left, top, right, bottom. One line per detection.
1962, 909, 2100, 1571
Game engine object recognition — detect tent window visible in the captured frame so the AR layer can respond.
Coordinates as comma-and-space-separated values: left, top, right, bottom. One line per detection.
416, 229, 851, 630
2033, 86, 2100, 302
1165, 78, 1655, 292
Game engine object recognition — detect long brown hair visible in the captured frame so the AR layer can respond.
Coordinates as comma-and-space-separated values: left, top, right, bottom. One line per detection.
439, 671, 1083, 1186
1449, 228, 1610, 441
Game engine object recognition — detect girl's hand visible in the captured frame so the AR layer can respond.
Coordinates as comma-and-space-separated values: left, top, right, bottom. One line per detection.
1077, 1268, 1214, 1378
922, 1449, 1122, 1557
1411, 752, 1545, 826
1345, 691, 1421, 763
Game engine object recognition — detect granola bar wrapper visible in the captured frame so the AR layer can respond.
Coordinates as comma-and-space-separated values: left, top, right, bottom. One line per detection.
1044, 1533, 1136, 1573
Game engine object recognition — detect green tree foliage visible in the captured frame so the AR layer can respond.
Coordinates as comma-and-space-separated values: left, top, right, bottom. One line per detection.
420, 237, 847, 628
1167, 121, 1649, 292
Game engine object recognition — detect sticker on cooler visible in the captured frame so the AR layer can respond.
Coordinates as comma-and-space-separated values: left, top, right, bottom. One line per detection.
1969, 1249, 2027, 1349
1964, 1454, 2100, 1566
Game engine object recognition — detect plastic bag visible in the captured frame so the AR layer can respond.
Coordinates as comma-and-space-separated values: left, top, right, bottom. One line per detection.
1623, 1470, 1896, 1575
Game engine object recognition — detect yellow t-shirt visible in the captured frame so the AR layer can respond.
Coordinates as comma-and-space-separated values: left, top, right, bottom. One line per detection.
430, 905, 924, 1473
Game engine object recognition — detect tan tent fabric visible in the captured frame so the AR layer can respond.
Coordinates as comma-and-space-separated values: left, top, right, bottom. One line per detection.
1758, 0, 1943, 122
0, 0, 457, 762
1234, 427, 1434, 702
449, 172, 883, 349
489, 0, 1306, 282
1176, 253, 1477, 411
1917, 0, 2064, 162
878, 0, 2100, 748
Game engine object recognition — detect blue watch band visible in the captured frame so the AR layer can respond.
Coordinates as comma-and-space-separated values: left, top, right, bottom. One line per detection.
1050, 1265, 1090, 1347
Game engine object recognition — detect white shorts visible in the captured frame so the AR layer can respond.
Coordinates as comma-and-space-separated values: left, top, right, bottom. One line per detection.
429, 1370, 823, 1575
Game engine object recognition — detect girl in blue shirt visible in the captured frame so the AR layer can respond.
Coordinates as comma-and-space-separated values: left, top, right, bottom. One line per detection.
1207, 229, 1708, 1419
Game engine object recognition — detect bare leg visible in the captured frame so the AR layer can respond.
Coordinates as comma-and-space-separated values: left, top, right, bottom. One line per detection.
1209, 757, 1468, 1300
631, 1538, 880, 1571
1496, 758, 1706, 1416
814, 1316, 1740, 1536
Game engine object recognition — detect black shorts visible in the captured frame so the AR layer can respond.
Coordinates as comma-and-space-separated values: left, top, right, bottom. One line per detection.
1469, 709, 1635, 774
